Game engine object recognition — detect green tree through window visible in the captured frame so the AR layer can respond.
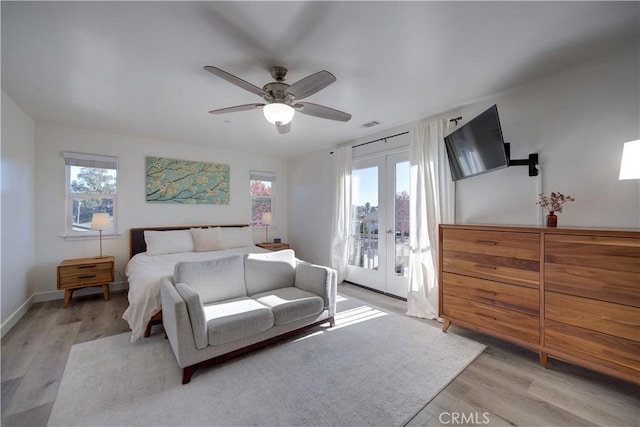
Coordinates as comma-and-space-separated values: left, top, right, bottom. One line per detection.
64, 152, 118, 235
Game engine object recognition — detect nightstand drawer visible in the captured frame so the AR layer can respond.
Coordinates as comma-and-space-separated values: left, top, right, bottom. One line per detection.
58, 269, 113, 288
57, 257, 114, 289
57, 256, 114, 307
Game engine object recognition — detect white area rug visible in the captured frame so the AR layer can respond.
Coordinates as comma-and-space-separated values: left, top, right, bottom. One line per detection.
48, 295, 485, 427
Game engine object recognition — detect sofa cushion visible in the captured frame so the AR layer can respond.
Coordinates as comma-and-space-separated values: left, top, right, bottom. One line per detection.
174, 256, 246, 305
252, 287, 324, 326
245, 249, 296, 295
204, 297, 274, 346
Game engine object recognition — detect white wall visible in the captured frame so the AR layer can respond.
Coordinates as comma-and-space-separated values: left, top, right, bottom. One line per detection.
455, 52, 640, 228
288, 53, 640, 265
287, 148, 334, 266
1, 91, 36, 330
33, 123, 288, 295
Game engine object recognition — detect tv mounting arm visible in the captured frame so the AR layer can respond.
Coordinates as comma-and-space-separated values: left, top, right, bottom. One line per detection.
504, 143, 539, 176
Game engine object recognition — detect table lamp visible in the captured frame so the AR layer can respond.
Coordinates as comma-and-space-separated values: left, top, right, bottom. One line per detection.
91, 213, 110, 258
261, 212, 272, 243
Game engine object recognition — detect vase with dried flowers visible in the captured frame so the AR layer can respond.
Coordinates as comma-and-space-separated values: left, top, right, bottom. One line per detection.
537, 192, 575, 227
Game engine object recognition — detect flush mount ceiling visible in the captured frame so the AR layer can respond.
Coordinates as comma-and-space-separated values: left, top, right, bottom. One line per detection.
204, 65, 352, 134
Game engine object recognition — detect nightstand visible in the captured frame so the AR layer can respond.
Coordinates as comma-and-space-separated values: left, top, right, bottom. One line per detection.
57, 256, 115, 308
256, 242, 290, 251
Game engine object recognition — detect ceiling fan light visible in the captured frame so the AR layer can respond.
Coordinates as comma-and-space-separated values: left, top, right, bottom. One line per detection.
263, 103, 295, 125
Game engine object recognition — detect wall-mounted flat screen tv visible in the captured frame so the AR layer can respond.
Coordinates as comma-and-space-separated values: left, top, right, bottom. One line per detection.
444, 105, 509, 181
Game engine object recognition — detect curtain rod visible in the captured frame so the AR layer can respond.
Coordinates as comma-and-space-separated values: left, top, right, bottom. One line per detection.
351, 131, 409, 150
330, 116, 462, 154
329, 131, 408, 154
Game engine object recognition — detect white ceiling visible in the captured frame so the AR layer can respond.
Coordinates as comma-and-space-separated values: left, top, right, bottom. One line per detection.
2, 1, 638, 159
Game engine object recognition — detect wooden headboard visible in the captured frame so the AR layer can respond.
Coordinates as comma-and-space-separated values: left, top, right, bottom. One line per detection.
129, 224, 249, 259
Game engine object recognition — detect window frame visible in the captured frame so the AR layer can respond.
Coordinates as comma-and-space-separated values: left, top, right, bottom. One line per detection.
250, 170, 276, 228
63, 151, 119, 238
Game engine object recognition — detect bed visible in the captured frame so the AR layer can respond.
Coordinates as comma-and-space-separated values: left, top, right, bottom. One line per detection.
122, 224, 269, 342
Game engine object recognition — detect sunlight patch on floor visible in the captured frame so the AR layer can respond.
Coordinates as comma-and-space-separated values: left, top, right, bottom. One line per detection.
331, 304, 388, 330
292, 330, 326, 342
335, 294, 350, 303
292, 297, 389, 342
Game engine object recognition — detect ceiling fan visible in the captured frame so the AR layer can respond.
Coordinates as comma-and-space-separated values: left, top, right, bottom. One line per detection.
204, 65, 352, 134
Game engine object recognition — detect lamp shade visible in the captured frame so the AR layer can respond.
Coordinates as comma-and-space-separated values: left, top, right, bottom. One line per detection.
90, 213, 110, 230
261, 212, 272, 225
619, 139, 640, 180
263, 103, 295, 125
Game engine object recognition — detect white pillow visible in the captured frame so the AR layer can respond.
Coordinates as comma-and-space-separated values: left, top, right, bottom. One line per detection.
144, 229, 194, 256
219, 226, 254, 249
190, 227, 223, 252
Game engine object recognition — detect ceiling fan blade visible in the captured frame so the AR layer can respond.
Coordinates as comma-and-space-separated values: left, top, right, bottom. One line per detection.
286, 70, 336, 100
276, 122, 291, 134
204, 66, 268, 98
208, 103, 264, 114
294, 102, 352, 122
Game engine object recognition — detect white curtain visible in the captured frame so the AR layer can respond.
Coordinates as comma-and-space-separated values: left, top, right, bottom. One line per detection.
330, 146, 352, 284
406, 120, 455, 319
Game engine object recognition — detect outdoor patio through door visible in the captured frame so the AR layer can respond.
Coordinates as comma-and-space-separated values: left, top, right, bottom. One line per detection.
346, 151, 410, 298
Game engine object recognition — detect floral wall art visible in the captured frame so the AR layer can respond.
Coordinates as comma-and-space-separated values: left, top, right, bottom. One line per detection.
146, 156, 230, 204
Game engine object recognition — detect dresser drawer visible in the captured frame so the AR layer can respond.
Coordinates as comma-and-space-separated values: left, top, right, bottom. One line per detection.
442, 228, 540, 260
546, 263, 639, 307
442, 250, 539, 288
545, 320, 640, 378
442, 294, 539, 344
545, 234, 640, 272
58, 262, 114, 288
545, 292, 640, 342
442, 272, 539, 316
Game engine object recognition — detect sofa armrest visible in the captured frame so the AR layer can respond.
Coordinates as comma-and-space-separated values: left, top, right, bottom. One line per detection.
174, 283, 208, 350
294, 262, 337, 317
160, 276, 200, 367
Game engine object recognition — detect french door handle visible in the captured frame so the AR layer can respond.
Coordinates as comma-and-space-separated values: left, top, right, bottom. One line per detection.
386, 230, 394, 234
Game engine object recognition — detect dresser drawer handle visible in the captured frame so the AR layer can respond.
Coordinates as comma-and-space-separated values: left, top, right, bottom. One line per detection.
78, 265, 97, 269
475, 264, 498, 270
475, 312, 498, 321
475, 288, 498, 296
476, 240, 497, 246
78, 274, 97, 279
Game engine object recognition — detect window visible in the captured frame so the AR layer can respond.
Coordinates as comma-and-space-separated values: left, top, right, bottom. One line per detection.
64, 152, 118, 236
250, 171, 275, 227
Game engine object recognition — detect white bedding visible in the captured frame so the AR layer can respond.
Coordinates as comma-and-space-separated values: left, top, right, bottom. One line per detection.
122, 246, 269, 342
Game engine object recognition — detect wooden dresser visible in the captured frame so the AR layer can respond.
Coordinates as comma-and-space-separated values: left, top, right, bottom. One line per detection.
439, 224, 640, 385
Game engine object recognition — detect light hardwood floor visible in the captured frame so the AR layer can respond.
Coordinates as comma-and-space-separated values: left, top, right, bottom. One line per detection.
1, 284, 638, 426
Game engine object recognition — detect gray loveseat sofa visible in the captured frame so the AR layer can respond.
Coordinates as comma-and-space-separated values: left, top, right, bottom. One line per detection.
160, 249, 337, 384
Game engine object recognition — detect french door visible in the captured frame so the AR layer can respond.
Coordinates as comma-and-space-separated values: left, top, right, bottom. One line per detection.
346, 152, 410, 298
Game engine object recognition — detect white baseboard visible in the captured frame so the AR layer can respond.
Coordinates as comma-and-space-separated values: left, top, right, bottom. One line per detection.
1, 281, 128, 338
1, 294, 36, 338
